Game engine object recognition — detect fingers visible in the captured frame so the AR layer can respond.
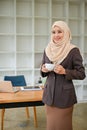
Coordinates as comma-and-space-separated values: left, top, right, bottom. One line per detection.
54, 65, 65, 74
41, 64, 49, 72
54, 65, 61, 71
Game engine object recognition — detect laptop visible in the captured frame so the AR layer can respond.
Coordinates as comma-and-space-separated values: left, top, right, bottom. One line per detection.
21, 86, 42, 91
0, 81, 20, 93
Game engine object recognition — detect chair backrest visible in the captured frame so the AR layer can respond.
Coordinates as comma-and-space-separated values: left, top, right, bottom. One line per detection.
4, 75, 27, 86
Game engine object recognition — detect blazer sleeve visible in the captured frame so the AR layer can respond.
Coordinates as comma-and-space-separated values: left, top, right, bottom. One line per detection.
65, 48, 86, 80
40, 50, 49, 77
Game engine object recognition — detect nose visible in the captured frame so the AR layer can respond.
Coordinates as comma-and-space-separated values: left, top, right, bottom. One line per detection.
55, 32, 59, 37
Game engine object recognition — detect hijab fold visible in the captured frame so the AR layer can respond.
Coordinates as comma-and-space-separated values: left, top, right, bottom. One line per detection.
45, 21, 76, 64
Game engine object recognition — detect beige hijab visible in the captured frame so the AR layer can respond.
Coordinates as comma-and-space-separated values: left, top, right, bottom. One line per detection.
45, 21, 76, 64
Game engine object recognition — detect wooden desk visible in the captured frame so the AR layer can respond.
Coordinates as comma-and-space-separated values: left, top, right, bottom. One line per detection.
0, 90, 44, 109
0, 89, 44, 130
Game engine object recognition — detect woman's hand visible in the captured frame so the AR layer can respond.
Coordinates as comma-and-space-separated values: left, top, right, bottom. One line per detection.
41, 64, 49, 73
54, 64, 66, 75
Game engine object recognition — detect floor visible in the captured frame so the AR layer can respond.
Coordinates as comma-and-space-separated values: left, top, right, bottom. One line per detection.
0, 103, 87, 130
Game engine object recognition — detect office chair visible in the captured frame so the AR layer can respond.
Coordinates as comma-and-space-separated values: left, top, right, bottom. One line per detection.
1, 75, 37, 130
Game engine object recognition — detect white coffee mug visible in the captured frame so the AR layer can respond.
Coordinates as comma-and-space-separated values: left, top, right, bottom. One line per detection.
45, 63, 55, 71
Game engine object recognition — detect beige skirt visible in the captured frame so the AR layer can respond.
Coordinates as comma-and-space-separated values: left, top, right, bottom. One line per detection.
45, 105, 73, 130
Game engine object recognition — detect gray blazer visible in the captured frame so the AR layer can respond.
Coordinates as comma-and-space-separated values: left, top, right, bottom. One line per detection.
40, 48, 86, 108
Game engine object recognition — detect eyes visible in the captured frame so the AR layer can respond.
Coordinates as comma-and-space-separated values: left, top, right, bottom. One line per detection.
52, 30, 63, 34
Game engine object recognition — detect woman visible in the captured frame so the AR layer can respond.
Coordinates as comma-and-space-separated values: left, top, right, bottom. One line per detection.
40, 21, 85, 130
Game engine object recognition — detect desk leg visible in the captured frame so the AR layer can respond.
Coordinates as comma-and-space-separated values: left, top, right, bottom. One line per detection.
1, 109, 5, 130
26, 107, 29, 118
33, 107, 38, 127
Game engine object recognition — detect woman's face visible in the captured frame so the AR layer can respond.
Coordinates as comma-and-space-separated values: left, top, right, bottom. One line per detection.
51, 26, 64, 44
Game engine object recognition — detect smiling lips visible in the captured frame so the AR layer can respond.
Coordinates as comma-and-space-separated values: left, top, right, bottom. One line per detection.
54, 37, 62, 41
